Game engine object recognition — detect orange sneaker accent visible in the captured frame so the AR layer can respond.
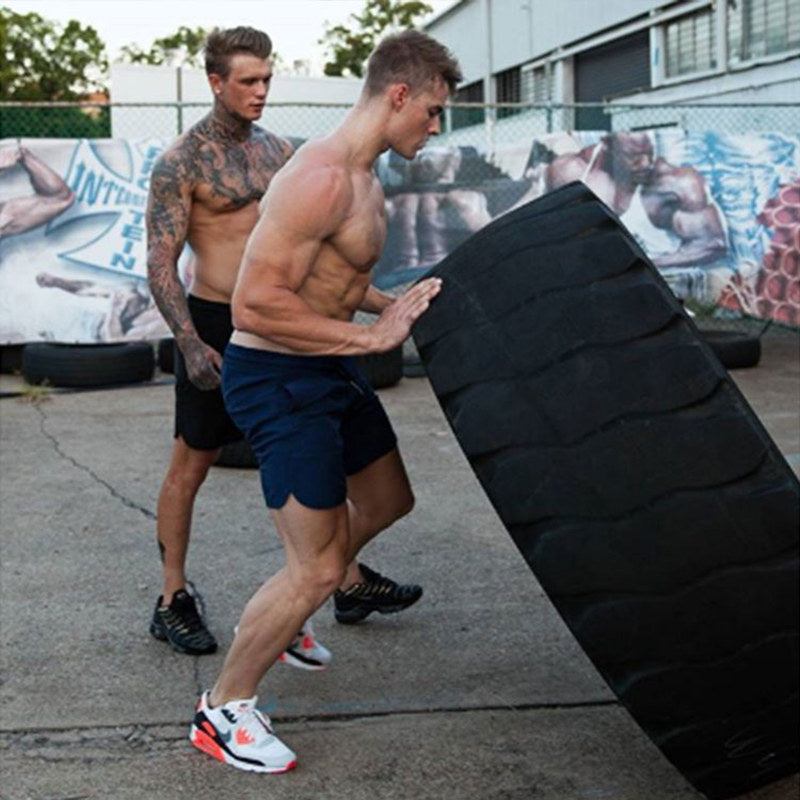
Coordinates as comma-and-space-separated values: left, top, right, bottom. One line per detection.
201, 720, 217, 738
235, 727, 256, 746
302, 635, 314, 649
192, 729, 226, 763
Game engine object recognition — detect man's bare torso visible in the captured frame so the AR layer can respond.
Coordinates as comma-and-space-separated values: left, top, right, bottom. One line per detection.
232, 141, 388, 353
161, 116, 291, 302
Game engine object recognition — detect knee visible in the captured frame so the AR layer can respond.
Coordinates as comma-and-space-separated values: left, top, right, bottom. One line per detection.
162, 458, 213, 497
296, 555, 348, 602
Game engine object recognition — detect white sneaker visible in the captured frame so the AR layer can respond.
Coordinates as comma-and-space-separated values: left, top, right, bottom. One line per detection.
233, 620, 333, 671
189, 691, 297, 773
278, 621, 333, 671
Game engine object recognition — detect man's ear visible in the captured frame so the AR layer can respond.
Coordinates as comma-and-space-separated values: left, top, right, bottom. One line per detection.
208, 73, 224, 97
388, 83, 410, 111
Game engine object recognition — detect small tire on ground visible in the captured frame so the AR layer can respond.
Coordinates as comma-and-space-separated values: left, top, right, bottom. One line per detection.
356, 346, 403, 389
214, 438, 258, 469
158, 338, 175, 374
22, 342, 155, 388
0, 345, 24, 374
699, 329, 761, 369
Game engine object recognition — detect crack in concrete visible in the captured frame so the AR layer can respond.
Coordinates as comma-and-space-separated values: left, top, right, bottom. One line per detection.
1, 698, 620, 761
34, 403, 157, 521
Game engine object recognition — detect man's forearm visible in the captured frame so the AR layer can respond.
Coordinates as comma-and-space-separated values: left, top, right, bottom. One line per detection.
147, 261, 197, 345
653, 237, 727, 268
235, 291, 384, 355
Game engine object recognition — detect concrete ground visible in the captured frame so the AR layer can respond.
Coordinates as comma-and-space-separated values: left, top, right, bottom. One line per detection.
0, 326, 798, 800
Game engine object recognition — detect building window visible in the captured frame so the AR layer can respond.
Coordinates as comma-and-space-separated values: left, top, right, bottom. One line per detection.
665, 8, 717, 77
728, 0, 800, 64
495, 66, 521, 118
522, 65, 551, 104
451, 80, 484, 130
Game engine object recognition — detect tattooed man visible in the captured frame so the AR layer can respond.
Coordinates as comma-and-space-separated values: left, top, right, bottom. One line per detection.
146, 27, 422, 664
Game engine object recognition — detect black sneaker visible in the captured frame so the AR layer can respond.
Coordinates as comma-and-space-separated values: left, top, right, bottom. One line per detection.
333, 563, 423, 624
150, 589, 218, 655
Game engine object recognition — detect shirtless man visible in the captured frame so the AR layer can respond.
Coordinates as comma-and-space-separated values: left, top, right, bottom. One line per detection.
0, 145, 74, 239
146, 27, 421, 665
188, 30, 461, 774
546, 132, 727, 269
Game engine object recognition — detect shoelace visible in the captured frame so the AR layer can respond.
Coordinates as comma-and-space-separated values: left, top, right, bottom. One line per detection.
162, 598, 204, 635
233, 704, 275, 743
345, 572, 396, 598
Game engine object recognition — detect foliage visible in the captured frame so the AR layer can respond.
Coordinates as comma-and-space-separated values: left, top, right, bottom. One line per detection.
120, 26, 209, 68
0, 6, 108, 100
0, 106, 111, 139
320, 0, 433, 78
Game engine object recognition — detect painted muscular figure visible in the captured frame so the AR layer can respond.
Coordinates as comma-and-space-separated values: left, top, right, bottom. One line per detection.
547, 132, 727, 269
0, 146, 74, 239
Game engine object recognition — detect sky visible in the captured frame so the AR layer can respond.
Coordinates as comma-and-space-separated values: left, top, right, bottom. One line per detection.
6, 0, 457, 74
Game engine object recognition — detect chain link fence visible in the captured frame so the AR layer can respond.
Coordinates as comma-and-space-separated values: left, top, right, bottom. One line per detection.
3, 100, 798, 142
2, 100, 799, 331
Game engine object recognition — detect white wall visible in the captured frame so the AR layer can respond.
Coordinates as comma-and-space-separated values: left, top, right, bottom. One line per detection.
428, 0, 661, 82
109, 63, 362, 141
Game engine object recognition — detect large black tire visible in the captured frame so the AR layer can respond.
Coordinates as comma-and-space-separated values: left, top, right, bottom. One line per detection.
22, 342, 155, 388
0, 344, 24, 374
700, 329, 761, 369
214, 438, 258, 469
158, 338, 175, 374
413, 183, 799, 800
356, 346, 403, 389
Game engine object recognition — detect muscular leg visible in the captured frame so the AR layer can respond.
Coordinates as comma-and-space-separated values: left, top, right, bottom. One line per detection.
211, 498, 350, 704
340, 448, 414, 586
210, 449, 413, 702
156, 436, 220, 603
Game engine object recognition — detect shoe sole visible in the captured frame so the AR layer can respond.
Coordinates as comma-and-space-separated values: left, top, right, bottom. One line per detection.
149, 622, 218, 656
277, 650, 330, 671
334, 595, 422, 625
190, 725, 297, 774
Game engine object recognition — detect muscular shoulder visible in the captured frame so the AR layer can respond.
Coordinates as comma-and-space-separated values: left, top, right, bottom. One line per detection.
651, 159, 709, 209
251, 125, 294, 165
265, 147, 353, 235
150, 133, 198, 191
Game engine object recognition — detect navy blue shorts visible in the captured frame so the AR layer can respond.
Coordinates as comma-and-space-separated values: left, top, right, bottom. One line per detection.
222, 344, 398, 510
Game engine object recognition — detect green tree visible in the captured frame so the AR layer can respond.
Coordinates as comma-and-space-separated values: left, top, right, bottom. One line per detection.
120, 26, 209, 68
0, 6, 108, 100
320, 0, 433, 78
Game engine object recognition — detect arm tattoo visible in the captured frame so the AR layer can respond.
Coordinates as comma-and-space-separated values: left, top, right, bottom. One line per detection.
146, 146, 195, 342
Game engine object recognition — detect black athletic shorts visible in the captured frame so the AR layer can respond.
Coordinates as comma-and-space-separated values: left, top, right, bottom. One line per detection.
174, 295, 243, 450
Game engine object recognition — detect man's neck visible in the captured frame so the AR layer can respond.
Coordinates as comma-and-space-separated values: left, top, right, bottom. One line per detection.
336, 102, 390, 170
207, 102, 252, 142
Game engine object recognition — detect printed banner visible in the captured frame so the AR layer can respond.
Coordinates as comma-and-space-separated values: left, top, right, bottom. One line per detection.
1, 130, 798, 344
0, 138, 173, 344
375, 129, 800, 327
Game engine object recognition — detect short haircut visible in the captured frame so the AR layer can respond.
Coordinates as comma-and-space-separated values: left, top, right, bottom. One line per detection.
365, 30, 462, 97
204, 27, 272, 77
